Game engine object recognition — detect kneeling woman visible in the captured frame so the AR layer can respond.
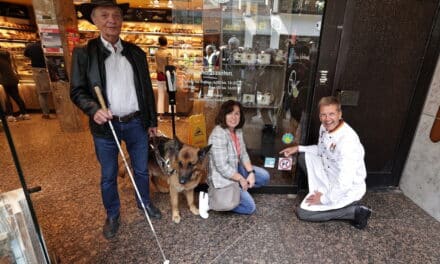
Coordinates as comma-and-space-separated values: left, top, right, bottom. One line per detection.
207, 100, 270, 214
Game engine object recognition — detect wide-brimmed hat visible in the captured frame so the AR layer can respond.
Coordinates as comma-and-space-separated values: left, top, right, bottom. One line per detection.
79, 0, 129, 25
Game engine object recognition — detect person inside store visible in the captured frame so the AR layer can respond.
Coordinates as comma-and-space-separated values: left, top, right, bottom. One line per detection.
0, 49, 30, 122
205, 100, 270, 215
279, 96, 372, 229
154, 36, 172, 120
221, 36, 240, 65
70, 0, 160, 240
24, 40, 52, 119
203, 44, 218, 71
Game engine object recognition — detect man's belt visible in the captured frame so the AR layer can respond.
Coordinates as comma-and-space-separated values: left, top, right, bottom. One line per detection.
112, 111, 141, 122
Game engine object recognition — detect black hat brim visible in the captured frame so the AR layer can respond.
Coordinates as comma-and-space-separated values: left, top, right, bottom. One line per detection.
79, 3, 129, 25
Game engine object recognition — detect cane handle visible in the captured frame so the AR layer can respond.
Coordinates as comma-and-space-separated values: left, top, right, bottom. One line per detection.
94, 86, 108, 111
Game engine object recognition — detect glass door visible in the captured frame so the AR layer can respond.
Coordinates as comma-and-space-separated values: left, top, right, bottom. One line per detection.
201, 0, 325, 192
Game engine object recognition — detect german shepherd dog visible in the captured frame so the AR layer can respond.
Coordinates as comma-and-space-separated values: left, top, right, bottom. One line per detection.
148, 136, 211, 223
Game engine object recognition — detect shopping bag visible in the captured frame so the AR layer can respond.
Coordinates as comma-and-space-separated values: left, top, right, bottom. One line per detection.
188, 114, 207, 147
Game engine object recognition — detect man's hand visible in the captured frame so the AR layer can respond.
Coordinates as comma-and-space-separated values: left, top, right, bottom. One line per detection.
148, 127, 157, 137
305, 190, 323, 206
279, 145, 299, 157
93, 109, 112, 125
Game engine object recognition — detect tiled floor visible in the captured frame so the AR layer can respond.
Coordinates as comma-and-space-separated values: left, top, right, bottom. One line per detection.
1, 114, 439, 264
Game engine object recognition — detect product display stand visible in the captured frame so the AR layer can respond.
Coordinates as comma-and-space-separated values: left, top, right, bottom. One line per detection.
165, 65, 177, 138
0, 105, 51, 263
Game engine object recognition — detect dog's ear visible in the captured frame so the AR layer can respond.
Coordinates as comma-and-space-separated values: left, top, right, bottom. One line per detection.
197, 144, 212, 162
174, 137, 184, 150
163, 137, 181, 159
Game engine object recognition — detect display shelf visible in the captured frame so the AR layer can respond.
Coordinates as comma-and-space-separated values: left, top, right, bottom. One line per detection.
0, 23, 36, 85
190, 97, 280, 108
80, 29, 203, 38
136, 44, 203, 49
0, 26, 35, 32
78, 18, 204, 85
0, 39, 30, 43
0, 29, 37, 42
226, 63, 285, 67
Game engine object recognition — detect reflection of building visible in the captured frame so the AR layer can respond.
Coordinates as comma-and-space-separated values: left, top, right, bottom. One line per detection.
0, 189, 46, 263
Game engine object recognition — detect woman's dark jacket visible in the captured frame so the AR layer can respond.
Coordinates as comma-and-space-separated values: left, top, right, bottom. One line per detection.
70, 38, 157, 138
0, 51, 19, 86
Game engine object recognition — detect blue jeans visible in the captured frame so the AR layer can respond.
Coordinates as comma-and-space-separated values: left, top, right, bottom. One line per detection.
231, 165, 270, 215
93, 117, 150, 219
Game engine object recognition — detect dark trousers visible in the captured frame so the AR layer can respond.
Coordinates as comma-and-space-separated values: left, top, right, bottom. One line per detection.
93, 117, 150, 219
3, 84, 27, 115
296, 152, 357, 221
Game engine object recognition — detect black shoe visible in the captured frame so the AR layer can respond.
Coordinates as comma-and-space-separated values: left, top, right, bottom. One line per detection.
352, 205, 372, 230
103, 215, 120, 239
138, 202, 162, 219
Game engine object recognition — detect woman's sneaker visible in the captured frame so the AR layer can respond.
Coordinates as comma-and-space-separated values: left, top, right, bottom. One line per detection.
7, 116, 17, 122
17, 114, 31, 120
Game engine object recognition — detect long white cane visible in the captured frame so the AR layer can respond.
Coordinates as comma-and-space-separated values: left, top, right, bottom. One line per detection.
94, 86, 170, 264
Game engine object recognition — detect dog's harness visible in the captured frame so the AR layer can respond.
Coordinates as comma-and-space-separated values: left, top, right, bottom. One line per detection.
150, 137, 175, 177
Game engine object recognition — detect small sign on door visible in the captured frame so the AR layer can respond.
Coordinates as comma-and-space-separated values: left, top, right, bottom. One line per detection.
278, 157, 293, 171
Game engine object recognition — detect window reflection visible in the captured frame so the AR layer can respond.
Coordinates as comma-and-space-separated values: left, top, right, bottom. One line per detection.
202, 0, 325, 186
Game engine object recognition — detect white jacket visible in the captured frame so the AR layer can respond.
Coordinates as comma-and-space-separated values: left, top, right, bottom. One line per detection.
299, 121, 367, 211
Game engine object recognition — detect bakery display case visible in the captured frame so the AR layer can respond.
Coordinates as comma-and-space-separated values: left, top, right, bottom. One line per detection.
0, 17, 44, 111
77, 16, 204, 83
0, 19, 37, 83
76, 7, 204, 115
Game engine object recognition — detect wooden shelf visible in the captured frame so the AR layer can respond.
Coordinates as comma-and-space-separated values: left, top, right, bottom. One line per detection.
80, 29, 202, 37
0, 39, 33, 43
0, 26, 35, 32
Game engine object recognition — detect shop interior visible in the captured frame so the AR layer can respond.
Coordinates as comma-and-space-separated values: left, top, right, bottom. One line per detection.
3, 1, 440, 263
0, 0, 324, 193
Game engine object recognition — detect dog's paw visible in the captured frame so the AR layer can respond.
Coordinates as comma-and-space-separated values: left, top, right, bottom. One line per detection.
172, 214, 181, 224
190, 206, 199, 215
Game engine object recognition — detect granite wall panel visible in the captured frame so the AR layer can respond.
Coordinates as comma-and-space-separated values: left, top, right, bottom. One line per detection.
401, 58, 440, 221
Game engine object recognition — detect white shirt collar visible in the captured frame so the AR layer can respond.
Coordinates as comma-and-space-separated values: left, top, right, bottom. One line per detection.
100, 36, 123, 53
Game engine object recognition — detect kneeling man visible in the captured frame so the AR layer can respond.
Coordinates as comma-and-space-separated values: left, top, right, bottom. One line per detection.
280, 96, 371, 229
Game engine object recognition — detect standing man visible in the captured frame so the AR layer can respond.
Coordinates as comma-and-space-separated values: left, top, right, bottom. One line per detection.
24, 40, 52, 119
280, 96, 372, 229
203, 45, 218, 70
70, 0, 161, 240
154, 36, 172, 119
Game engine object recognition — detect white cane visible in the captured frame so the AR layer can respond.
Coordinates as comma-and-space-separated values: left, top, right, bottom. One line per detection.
94, 86, 170, 264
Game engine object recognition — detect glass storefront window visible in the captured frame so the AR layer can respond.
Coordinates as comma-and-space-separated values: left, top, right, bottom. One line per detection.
200, 0, 325, 187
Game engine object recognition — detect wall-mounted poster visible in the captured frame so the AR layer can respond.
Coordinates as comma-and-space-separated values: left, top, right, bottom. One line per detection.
39, 24, 63, 54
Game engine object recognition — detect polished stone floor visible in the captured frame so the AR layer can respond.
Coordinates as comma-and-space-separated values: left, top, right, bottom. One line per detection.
1, 114, 439, 264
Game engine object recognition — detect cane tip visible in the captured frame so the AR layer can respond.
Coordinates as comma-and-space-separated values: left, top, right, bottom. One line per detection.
164, 260, 170, 264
